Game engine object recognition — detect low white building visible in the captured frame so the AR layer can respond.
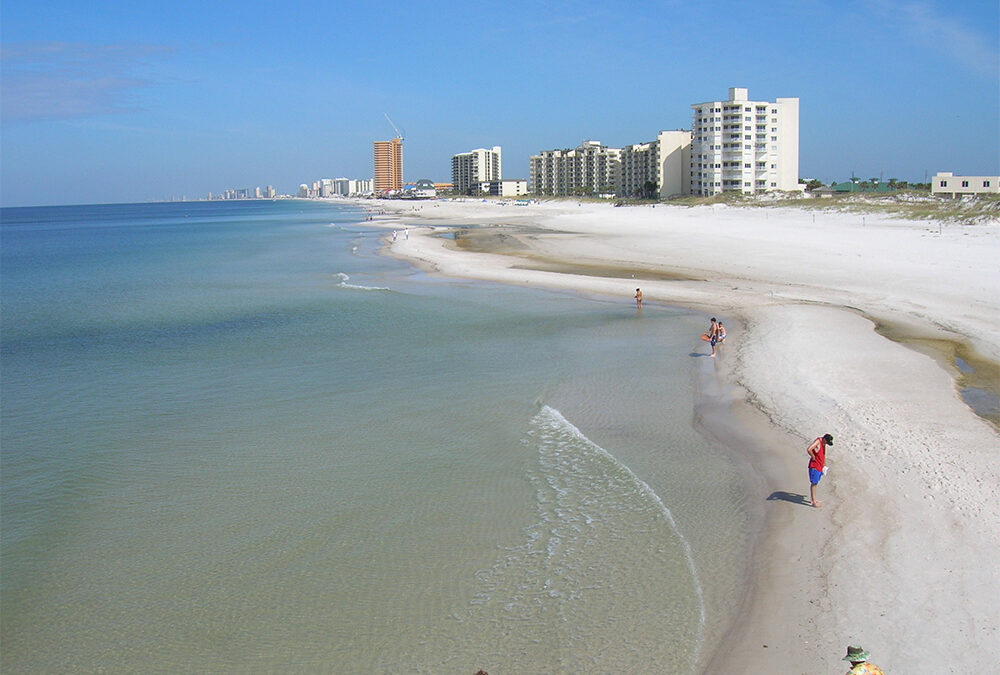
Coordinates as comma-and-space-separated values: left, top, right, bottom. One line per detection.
475, 179, 528, 197
409, 178, 437, 199
931, 172, 999, 198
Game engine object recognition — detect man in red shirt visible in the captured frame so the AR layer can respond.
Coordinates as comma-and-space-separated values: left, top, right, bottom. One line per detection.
807, 433, 834, 508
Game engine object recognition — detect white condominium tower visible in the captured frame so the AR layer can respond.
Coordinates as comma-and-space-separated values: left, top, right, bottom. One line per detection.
619, 130, 692, 198
689, 87, 799, 196
452, 146, 502, 194
529, 140, 621, 196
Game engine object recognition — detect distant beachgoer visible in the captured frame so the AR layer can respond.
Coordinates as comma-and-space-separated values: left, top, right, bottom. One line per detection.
405, 228, 409, 240
708, 317, 719, 357
634, 288, 643, 308
842, 645, 884, 674
717, 321, 727, 344
807, 433, 834, 508
392, 230, 397, 241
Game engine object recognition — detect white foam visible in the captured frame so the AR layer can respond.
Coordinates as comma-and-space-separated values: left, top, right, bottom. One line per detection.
534, 405, 707, 671
334, 272, 389, 292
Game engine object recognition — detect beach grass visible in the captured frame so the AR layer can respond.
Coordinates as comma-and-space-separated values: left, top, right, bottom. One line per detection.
478, 192, 1000, 223
662, 191, 1000, 224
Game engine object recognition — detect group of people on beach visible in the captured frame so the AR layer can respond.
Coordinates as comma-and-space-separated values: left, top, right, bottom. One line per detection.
630, 292, 874, 667
634, 289, 726, 357
706, 316, 726, 357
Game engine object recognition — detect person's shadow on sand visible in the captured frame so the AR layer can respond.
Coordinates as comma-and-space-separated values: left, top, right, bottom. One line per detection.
767, 491, 811, 506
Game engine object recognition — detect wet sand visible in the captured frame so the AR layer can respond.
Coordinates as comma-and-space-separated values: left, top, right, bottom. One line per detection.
358, 197, 1000, 673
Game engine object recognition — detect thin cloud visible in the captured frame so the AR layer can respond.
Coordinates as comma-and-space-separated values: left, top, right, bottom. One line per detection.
1, 42, 172, 122
870, 0, 999, 78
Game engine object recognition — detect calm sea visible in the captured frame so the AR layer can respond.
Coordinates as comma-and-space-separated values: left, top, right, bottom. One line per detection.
1, 200, 754, 673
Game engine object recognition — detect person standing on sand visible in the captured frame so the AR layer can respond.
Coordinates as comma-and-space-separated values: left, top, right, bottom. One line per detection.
807, 433, 834, 508
717, 321, 726, 344
708, 317, 719, 357
842, 645, 885, 674
634, 288, 642, 308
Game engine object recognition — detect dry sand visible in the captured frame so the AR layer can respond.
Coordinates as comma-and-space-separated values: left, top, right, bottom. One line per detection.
356, 197, 1000, 673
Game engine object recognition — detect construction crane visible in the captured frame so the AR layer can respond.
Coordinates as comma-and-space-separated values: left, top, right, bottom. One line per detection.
384, 113, 404, 141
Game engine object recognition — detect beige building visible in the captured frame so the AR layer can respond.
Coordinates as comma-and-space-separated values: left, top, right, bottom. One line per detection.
931, 172, 999, 198
373, 138, 403, 194
690, 87, 799, 196
530, 140, 621, 196
452, 146, 502, 194
619, 130, 692, 198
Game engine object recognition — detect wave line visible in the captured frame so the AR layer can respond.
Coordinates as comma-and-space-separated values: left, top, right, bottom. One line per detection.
537, 405, 706, 672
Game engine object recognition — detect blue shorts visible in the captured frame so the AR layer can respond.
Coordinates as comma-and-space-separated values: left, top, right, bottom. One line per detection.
809, 468, 823, 485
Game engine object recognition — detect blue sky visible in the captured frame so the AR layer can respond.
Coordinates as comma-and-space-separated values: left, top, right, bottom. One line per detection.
2, 0, 998, 206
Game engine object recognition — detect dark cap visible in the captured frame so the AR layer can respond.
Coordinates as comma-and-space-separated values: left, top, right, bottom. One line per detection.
823, 433, 834, 446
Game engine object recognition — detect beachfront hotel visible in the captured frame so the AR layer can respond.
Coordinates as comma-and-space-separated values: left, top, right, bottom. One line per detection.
373, 138, 403, 195
530, 140, 621, 196
931, 172, 1000, 198
689, 87, 799, 196
619, 130, 692, 199
452, 146, 503, 195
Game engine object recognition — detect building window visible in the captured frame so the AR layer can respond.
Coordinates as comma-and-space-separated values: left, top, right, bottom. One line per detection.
985, 181, 992, 187
962, 180, 969, 187
940, 180, 948, 187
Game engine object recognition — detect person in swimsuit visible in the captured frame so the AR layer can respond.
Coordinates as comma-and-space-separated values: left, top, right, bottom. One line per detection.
807, 433, 834, 508
634, 288, 642, 308
708, 317, 719, 357
717, 321, 726, 344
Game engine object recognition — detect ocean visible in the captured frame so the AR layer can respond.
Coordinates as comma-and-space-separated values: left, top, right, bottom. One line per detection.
1, 200, 755, 672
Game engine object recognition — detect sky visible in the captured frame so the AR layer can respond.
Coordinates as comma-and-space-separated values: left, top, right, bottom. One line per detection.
2, 0, 998, 206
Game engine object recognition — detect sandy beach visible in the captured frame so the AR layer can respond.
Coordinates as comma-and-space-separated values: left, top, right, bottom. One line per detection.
359, 197, 1000, 673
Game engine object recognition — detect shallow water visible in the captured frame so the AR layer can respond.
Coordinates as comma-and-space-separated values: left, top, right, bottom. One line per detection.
1, 200, 751, 672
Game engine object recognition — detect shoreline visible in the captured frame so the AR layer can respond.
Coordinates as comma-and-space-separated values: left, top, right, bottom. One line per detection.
358, 197, 1000, 672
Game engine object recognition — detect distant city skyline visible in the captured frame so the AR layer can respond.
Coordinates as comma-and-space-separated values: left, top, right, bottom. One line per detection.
2, 0, 998, 207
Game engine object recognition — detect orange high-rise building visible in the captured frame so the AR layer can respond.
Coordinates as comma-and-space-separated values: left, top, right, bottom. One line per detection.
373, 138, 403, 194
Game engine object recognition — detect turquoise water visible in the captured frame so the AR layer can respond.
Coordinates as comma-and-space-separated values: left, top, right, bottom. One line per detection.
1, 200, 752, 672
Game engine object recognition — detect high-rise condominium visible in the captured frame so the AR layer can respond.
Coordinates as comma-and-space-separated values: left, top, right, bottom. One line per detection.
452, 146, 502, 195
689, 87, 799, 196
529, 140, 621, 196
373, 138, 403, 194
618, 130, 692, 199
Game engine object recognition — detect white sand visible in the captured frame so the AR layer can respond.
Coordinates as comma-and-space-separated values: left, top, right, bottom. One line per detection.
362, 197, 1000, 673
